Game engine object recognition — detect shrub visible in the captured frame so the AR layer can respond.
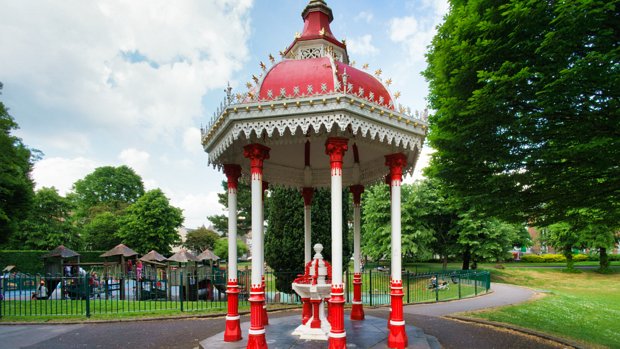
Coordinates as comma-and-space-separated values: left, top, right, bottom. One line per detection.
609, 254, 620, 261
573, 254, 588, 262
520, 254, 544, 263
541, 254, 566, 263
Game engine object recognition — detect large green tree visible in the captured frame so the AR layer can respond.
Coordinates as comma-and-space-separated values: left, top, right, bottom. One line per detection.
184, 226, 219, 253
362, 184, 435, 262
82, 211, 121, 251
423, 0, 619, 227
0, 82, 35, 244
116, 189, 183, 254
265, 187, 351, 293
207, 181, 252, 236
213, 237, 248, 261
71, 165, 145, 223
12, 187, 79, 250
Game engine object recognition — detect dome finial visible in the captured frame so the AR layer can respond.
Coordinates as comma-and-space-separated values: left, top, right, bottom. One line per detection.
302, 0, 333, 22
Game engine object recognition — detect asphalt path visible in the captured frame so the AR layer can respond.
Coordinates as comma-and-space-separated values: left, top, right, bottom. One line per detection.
0, 283, 569, 349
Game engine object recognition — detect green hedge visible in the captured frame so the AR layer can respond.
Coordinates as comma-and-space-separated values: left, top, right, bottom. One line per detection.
520, 253, 618, 263
0, 250, 106, 274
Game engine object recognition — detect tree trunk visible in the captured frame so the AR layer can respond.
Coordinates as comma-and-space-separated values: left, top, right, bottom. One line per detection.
599, 247, 609, 271
442, 254, 448, 270
462, 249, 471, 270
564, 246, 574, 270
471, 259, 478, 270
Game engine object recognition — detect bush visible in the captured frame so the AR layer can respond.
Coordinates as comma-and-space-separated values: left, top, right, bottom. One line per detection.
541, 254, 566, 263
520, 254, 544, 263
609, 254, 620, 261
573, 254, 588, 262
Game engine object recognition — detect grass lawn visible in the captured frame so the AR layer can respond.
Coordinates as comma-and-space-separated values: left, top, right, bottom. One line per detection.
463, 268, 620, 348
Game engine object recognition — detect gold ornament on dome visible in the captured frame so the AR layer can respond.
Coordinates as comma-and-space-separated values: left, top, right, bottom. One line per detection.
350, 60, 356, 67
374, 69, 382, 77
362, 63, 369, 70
394, 91, 401, 99
252, 75, 259, 84
295, 32, 301, 39
269, 54, 275, 64
342, 39, 346, 46
319, 27, 325, 36
260, 62, 266, 71
246, 82, 252, 89
385, 78, 393, 86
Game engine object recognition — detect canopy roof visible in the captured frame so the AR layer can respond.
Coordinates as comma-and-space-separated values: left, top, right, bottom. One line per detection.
41, 245, 80, 259
197, 249, 220, 261
201, 1, 427, 188
100, 244, 138, 258
167, 249, 199, 263
140, 250, 167, 262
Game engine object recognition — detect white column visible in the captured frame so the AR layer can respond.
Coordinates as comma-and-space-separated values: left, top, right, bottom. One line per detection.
251, 178, 263, 286
331, 173, 343, 285
304, 205, 312, 264
353, 204, 361, 273
228, 186, 238, 280
391, 179, 401, 281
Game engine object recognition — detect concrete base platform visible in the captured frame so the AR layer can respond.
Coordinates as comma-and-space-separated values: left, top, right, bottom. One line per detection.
200, 314, 440, 349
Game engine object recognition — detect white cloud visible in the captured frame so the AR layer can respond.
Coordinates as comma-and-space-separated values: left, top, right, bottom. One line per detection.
118, 148, 150, 174
183, 127, 203, 154
171, 191, 222, 229
0, 0, 254, 142
32, 157, 99, 195
347, 35, 378, 56
355, 11, 374, 23
388, 1, 449, 63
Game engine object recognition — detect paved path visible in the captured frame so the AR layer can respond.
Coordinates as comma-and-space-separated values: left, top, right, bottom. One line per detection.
0, 283, 568, 349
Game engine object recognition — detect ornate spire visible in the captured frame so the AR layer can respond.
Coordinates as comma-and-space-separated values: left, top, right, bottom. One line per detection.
302, 0, 333, 22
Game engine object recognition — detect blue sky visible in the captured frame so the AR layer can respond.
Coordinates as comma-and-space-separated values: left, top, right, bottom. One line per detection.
0, 0, 447, 229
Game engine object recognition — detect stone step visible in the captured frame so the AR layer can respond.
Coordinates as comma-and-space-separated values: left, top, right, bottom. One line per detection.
200, 314, 442, 349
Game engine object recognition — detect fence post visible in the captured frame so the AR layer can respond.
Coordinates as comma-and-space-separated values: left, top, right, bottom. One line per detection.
180, 271, 184, 312
346, 269, 350, 303
474, 272, 478, 296
434, 273, 439, 302
458, 274, 462, 299
406, 271, 410, 304
368, 269, 373, 306
85, 274, 91, 318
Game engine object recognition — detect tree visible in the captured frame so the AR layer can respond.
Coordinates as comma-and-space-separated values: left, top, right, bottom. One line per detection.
82, 212, 121, 251
71, 165, 145, 223
116, 189, 183, 255
213, 237, 248, 261
184, 226, 219, 253
265, 187, 351, 293
423, 0, 620, 227
546, 222, 583, 271
362, 184, 434, 262
12, 187, 79, 250
0, 82, 35, 244
207, 181, 252, 236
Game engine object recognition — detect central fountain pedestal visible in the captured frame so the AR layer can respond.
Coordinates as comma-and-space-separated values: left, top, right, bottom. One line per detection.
291, 243, 334, 340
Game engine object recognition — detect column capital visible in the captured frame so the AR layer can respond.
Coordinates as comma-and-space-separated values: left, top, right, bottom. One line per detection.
223, 164, 242, 190
243, 143, 271, 176
302, 187, 314, 206
325, 137, 349, 170
350, 185, 364, 205
385, 153, 407, 182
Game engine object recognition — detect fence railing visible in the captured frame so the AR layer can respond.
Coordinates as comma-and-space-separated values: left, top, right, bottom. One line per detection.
0, 269, 490, 318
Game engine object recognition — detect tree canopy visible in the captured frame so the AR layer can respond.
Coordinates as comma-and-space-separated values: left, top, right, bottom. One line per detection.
184, 226, 219, 253
71, 165, 145, 222
0, 82, 35, 244
423, 0, 619, 227
116, 189, 183, 255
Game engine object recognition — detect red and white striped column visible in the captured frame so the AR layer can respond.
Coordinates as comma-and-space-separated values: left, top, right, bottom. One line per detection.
325, 137, 348, 349
349, 184, 365, 321
385, 153, 408, 349
243, 143, 270, 349
301, 187, 314, 325
224, 164, 242, 342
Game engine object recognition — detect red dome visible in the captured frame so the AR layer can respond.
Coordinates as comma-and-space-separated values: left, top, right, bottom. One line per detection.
258, 57, 393, 109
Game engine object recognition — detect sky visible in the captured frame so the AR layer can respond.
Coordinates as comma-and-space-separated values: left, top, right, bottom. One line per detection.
0, 0, 448, 229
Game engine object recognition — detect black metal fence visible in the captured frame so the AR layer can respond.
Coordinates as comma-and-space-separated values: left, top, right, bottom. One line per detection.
0, 269, 490, 318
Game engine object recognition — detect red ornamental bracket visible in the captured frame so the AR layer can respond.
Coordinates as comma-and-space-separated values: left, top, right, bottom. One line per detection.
325, 137, 349, 173
350, 184, 364, 206
302, 187, 314, 206
243, 144, 271, 178
224, 164, 242, 190
385, 153, 407, 183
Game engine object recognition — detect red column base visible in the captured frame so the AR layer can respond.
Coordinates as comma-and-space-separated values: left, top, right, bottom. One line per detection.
350, 302, 365, 320
247, 331, 267, 349
224, 317, 242, 342
301, 297, 311, 325
387, 323, 408, 349
328, 335, 347, 349
262, 305, 269, 326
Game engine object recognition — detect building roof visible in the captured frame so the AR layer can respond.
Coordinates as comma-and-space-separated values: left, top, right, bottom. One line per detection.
167, 249, 199, 263
100, 244, 138, 258
197, 249, 220, 261
140, 250, 167, 262
41, 245, 80, 259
